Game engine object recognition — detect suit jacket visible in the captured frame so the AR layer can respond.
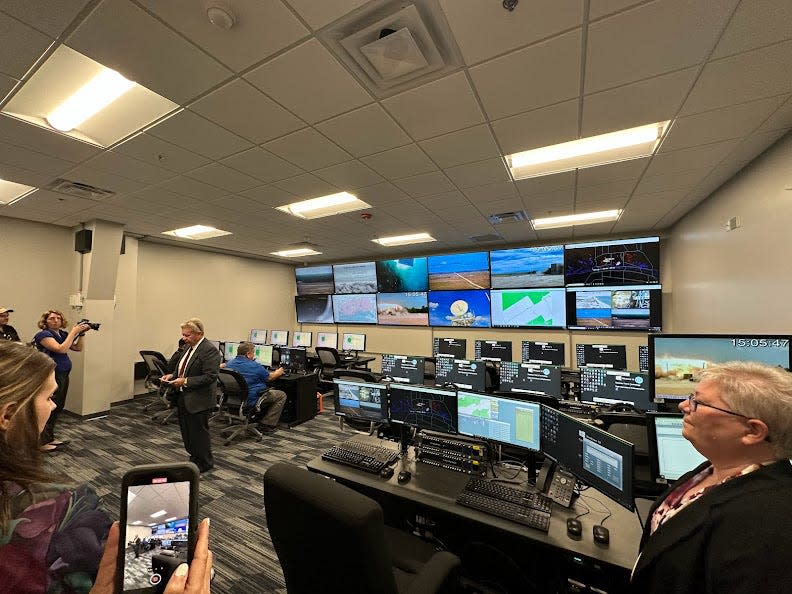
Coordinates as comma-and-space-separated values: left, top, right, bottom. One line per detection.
631, 458, 792, 594
167, 339, 221, 414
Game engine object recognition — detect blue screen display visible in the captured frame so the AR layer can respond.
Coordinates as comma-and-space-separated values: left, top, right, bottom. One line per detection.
490, 245, 564, 288
428, 252, 490, 290
376, 257, 428, 292
428, 290, 491, 327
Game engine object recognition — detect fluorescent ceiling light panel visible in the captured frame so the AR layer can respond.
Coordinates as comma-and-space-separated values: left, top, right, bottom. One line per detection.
276, 192, 371, 219
162, 225, 232, 240
0, 179, 37, 204
506, 121, 670, 180
164, 517, 178, 523
270, 248, 323, 258
532, 209, 622, 230
372, 232, 436, 247
150, 510, 167, 518
131, 521, 142, 525
1, 45, 178, 147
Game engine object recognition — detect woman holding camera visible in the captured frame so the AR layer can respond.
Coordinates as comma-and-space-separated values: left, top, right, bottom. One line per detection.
33, 309, 91, 452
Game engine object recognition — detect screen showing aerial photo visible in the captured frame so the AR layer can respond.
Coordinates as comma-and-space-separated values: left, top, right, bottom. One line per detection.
428, 252, 490, 290
490, 245, 564, 288
333, 262, 377, 294
428, 290, 491, 327
332, 294, 377, 324
376, 257, 429, 292
376, 292, 429, 326
295, 265, 334, 295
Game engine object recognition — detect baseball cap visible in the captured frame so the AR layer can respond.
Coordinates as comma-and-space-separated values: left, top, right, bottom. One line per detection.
0, 308, 13, 314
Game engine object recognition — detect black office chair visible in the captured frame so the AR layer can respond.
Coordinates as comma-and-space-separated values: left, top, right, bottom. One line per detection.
263, 462, 460, 594
139, 350, 169, 411
216, 369, 270, 445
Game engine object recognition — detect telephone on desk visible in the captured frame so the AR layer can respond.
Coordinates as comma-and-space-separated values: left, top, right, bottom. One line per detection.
536, 462, 577, 508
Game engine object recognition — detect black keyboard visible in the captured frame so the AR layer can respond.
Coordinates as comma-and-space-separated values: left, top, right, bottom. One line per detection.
322, 440, 400, 474
456, 491, 551, 532
463, 478, 552, 513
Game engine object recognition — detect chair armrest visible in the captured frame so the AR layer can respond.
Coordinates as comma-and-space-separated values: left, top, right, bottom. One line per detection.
404, 551, 460, 594
253, 388, 272, 409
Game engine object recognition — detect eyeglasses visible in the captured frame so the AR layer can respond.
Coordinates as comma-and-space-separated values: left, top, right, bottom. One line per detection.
687, 393, 748, 418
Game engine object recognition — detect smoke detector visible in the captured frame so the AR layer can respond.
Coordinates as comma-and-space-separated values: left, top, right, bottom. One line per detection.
206, 2, 235, 30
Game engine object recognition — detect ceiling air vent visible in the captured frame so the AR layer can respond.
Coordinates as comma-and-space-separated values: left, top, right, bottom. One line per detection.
47, 178, 115, 201
488, 210, 528, 225
469, 233, 502, 243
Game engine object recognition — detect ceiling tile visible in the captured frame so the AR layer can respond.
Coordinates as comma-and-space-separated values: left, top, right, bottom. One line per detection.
728, 128, 789, 165
634, 167, 712, 195
712, 0, 792, 59
463, 181, 519, 203
521, 188, 576, 216
1, 0, 92, 38
283, 0, 369, 30
313, 160, 383, 189
185, 162, 261, 192
0, 139, 74, 176
394, 171, 455, 198
147, 110, 253, 160
444, 158, 510, 189
189, 79, 305, 143
361, 144, 437, 179
131, 186, 201, 210
575, 179, 635, 203
67, 0, 232, 104
11, 189, 95, 214
156, 175, 226, 200
757, 96, 792, 133
491, 99, 579, 154
315, 104, 411, 157
263, 128, 350, 170
0, 161, 56, 187
589, 0, 647, 20
271, 173, 338, 199
352, 182, 410, 207
54, 164, 144, 197
644, 139, 740, 177
0, 72, 16, 100
0, 114, 99, 163
419, 124, 500, 168
515, 171, 576, 196
382, 72, 485, 140
86, 151, 175, 184
245, 39, 371, 124
220, 147, 303, 183
469, 29, 581, 119
418, 190, 470, 211
576, 158, 648, 187
239, 184, 297, 206
0, 12, 52, 79
114, 132, 211, 173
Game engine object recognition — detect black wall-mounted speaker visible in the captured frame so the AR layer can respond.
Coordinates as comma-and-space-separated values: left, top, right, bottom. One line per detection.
75, 229, 92, 254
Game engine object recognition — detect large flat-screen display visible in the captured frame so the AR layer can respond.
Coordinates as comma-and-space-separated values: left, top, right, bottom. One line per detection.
333, 380, 388, 423
649, 334, 792, 402
427, 252, 490, 290
457, 391, 541, 451
376, 257, 428, 292
295, 265, 334, 295
647, 412, 707, 483
333, 262, 377, 294
579, 368, 654, 411
434, 358, 486, 392
381, 354, 425, 384
295, 295, 334, 323
499, 362, 562, 397
564, 236, 660, 286
332, 294, 377, 324
490, 245, 564, 288
490, 288, 566, 328
522, 341, 565, 366
433, 337, 467, 359
388, 384, 458, 433
541, 406, 634, 510
566, 285, 662, 331
428, 290, 491, 327
376, 292, 429, 326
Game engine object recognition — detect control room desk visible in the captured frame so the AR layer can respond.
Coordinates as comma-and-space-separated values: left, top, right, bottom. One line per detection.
307, 437, 643, 593
270, 372, 319, 427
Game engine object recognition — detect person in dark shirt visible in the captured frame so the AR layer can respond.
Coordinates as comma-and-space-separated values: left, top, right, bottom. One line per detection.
0, 307, 20, 342
224, 341, 286, 431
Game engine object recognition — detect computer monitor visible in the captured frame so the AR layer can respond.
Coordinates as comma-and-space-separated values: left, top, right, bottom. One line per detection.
333, 379, 388, 423
566, 284, 663, 331
489, 245, 564, 288
575, 343, 627, 370
647, 412, 707, 483
249, 329, 268, 344
223, 341, 241, 362
541, 406, 634, 510
279, 347, 307, 373
295, 295, 334, 323
207, 340, 221, 352
434, 358, 486, 392
521, 340, 565, 366
332, 294, 377, 324
316, 332, 338, 349
380, 354, 425, 384
638, 345, 650, 373
428, 290, 491, 327
564, 236, 660, 286
649, 334, 792, 402
253, 344, 273, 367
490, 288, 566, 328
457, 391, 541, 451
579, 368, 655, 411
269, 330, 289, 346
292, 331, 312, 348
499, 362, 562, 397
388, 384, 458, 434
474, 339, 512, 362
341, 333, 366, 352
433, 337, 467, 359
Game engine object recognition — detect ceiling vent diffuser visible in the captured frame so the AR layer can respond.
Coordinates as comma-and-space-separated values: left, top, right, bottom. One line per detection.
488, 210, 528, 225
47, 178, 115, 200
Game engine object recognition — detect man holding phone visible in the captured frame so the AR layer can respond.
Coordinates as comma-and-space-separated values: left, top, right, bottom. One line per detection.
161, 318, 221, 473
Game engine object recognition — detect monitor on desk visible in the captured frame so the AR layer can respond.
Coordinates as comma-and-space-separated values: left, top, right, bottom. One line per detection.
541, 406, 634, 510
269, 330, 289, 346
433, 337, 467, 359
522, 340, 565, 366
249, 329, 268, 344
388, 384, 457, 434
647, 412, 707, 483
474, 339, 512, 362
292, 331, 312, 348
457, 391, 541, 451
254, 344, 273, 367
316, 332, 338, 349
381, 354, 425, 384
434, 358, 486, 392
279, 347, 307, 373
499, 361, 562, 398
576, 343, 627, 370
223, 341, 241, 362
580, 368, 654, 411
333, 380, 388, 423
341, 333, 366, 352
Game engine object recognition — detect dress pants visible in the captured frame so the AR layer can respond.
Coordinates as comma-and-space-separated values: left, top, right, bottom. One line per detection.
176, 395, 213, 472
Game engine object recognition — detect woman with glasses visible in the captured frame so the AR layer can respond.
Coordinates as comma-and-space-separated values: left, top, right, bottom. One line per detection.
631, 361, 792, 593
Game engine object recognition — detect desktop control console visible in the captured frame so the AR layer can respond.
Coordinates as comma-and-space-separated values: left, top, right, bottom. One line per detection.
415, 431, 488, 476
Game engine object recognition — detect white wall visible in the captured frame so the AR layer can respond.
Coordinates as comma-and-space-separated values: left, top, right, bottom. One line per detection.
666, 133, 792, 332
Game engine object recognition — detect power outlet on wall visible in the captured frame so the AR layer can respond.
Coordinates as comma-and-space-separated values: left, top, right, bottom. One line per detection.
724, 216, 741, 231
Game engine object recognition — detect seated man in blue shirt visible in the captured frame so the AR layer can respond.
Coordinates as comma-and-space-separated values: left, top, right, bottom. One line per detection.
224, 341, 287, 431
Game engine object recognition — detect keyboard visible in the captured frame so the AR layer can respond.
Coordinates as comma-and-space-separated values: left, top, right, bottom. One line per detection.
463, 478, 552, 513
456, 491, 551, 532
322, 440, 400, 474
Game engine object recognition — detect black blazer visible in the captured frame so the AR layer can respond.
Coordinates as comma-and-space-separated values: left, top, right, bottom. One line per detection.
631, 459, 792, 594
167, 339, 221, 414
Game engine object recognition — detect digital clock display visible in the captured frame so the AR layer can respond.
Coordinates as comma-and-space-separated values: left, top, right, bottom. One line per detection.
731, 338, 789, 349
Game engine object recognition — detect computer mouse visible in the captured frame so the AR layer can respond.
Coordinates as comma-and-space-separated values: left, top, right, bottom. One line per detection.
593, 525, 610, 545
397, 470, 412, 484
566, 518, 583, 538
380, 466, 394, 480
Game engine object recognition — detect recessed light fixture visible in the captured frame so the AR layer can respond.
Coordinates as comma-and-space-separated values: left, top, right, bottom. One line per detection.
0, 179, 37, 204
164, 517, 178, 523
276, 192, 371, 220
506, 121, 671, 180
270, 247, 323, 258
131, 521, 142, 525
372, 232, 436, 247
47, 69, 135, 132
531, 209, 622, 230
150, 510, 167, 518
162, 225, 232, 240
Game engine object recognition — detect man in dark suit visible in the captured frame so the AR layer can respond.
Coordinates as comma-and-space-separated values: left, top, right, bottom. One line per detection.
161, 318, 221, 473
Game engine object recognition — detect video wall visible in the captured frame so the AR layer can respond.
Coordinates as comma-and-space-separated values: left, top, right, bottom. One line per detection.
295, 237, 662, 331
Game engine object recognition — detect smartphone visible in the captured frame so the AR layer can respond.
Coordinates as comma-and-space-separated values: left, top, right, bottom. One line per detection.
117, 463, 200, 594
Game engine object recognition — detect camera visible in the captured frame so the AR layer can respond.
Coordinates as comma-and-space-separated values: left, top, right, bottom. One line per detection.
78, 319, 101, 331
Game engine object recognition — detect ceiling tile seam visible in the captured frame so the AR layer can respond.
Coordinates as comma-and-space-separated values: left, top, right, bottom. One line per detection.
706, 31, 792, 64
462, 23, 584, 70
587, 0, 654, 25
1, 0, 103, 43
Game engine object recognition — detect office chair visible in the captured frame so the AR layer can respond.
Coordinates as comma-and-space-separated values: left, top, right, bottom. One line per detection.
215, 369, 269, 445
263, 462, 460, 594
139, 350, 168, 411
